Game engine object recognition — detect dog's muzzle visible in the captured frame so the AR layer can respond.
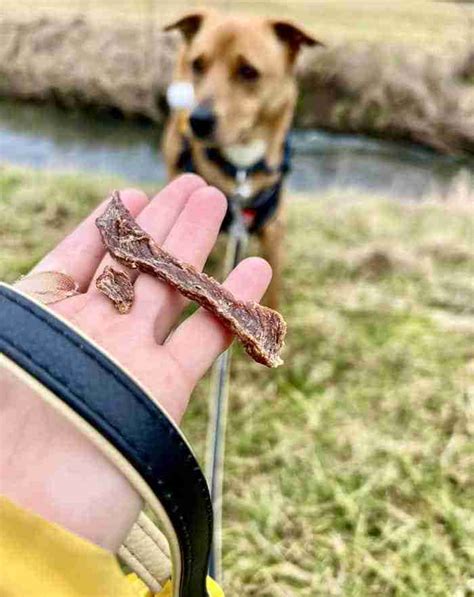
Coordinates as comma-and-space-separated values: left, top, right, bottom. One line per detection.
190, 103, 216, 140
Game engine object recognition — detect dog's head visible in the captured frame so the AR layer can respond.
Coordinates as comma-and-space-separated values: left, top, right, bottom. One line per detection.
166, 12, 322, 155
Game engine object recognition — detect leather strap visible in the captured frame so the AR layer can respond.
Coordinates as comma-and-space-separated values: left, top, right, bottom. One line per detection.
1, 353, 172, 594
0, 284, 213, 597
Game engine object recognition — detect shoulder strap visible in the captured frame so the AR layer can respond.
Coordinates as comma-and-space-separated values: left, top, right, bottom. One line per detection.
120, 512, 171, 592
0, 283, 213, 597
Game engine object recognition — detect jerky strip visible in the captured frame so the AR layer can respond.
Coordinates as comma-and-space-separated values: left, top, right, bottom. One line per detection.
96, 191, 287, 367
96, 265, 134, 314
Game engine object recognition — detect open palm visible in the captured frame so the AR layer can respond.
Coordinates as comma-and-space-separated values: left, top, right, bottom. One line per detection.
31, 174, 271, 422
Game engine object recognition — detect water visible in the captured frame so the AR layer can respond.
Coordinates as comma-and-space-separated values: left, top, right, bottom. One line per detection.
0, 99, 472, 199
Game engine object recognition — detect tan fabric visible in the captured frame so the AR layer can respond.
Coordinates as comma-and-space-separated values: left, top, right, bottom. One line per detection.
119, 513, 172, 594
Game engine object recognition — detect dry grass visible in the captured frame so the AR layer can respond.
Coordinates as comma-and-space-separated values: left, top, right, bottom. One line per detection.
1, 165, 473, 595
298, 41, 474, 152
0, 0, 469, 47
1, 13, 473, 153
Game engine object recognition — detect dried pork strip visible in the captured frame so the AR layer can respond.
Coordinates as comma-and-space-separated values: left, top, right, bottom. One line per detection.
96, 265, 134, 314
96, 191, 286, 367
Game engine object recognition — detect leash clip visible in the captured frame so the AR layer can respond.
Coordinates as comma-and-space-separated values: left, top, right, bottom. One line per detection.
229, 170, 252, 241
235, 169, 253, 202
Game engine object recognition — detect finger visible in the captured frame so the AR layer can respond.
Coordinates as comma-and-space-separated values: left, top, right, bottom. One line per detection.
130, 186, 227, 341
165, 257, 272, 385
88, 174, 206, 292
30, 189, 149, 290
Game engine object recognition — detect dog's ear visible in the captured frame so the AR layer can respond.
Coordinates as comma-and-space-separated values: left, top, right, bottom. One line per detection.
271, 21, 324, 63
164, 12, 206, 43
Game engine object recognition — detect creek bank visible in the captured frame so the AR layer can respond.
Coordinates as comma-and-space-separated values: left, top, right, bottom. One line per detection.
0, 16, 473, 154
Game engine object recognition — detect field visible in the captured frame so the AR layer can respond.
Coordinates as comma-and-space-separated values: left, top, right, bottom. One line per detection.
1, 0, 468, 47
1, 165, 473, 596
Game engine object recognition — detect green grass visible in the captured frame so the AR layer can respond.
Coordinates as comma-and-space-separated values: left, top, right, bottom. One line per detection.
2, 0, 469, 47
1, 165, 473, 596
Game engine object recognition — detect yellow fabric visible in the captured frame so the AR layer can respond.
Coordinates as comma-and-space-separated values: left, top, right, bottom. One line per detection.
0, 496, 224, 597
125, 573, 154, 596
125, 576, 224, 597
0, 496, 136, 597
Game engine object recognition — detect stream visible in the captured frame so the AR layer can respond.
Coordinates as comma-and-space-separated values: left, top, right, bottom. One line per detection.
0, 99, 472, 199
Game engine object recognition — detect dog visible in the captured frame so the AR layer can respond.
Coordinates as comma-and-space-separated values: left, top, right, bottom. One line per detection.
163, 11, 321, 308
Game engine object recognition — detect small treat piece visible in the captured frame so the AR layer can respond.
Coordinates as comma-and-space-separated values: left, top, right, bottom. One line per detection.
96, 265, 134, 314
15, 271, 79, 304
96, 191, 287, 367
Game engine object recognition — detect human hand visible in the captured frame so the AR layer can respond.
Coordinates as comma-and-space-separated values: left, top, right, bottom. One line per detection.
0, 175, 271, 550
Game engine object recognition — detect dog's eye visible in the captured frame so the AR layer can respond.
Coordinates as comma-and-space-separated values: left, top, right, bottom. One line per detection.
237, 63, 260, 82
191, 56, 206, 76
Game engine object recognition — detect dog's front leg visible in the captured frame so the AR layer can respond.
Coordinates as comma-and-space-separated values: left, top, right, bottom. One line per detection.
259, 209, 286, 311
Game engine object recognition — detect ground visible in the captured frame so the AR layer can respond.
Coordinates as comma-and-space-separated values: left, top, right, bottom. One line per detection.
1, 165, 473, 596
1, 0, 466, 47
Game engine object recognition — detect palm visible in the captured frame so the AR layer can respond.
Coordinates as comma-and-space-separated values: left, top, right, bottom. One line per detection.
56, 295, 194, 421
33, 175, 271, 422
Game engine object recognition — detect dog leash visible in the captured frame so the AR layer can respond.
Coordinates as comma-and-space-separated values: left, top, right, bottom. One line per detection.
167, 82, 289, 586
205, 173, 250, 583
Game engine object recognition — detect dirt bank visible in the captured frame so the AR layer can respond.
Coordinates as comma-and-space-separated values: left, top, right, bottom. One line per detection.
298, 43, 474, 154
0, 17, 177, 120
1, 16, 473, 154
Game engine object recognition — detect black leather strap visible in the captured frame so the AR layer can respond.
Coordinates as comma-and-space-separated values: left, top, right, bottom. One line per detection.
0, 284, 212, 597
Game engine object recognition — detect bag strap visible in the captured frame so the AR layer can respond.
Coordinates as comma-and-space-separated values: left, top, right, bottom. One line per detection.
0, 283, 213, 597
120, 512, 171, 592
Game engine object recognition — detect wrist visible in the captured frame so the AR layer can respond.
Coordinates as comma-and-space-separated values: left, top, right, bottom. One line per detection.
0, 367, 142, 552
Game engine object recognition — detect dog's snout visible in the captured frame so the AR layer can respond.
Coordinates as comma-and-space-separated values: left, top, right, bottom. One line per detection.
190, 104, 216, 139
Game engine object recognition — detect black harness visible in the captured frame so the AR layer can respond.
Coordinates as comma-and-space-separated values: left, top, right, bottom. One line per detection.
176, 137, 292, 234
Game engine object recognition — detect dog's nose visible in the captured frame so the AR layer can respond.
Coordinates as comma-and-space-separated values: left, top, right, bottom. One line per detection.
189, 104, 216, 139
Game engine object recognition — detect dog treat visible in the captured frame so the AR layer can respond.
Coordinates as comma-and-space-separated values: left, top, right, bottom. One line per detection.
96, 191, 286, 367
96, 265, 134, 314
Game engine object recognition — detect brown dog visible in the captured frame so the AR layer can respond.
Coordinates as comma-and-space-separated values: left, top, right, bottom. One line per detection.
163, 11, 321, 308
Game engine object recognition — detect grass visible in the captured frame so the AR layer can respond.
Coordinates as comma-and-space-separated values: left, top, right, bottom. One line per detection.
1, 0, 470, 48
1, 165, 473, 596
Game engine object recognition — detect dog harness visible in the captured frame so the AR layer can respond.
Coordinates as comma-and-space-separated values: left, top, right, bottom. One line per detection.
176, 137, 292, 234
